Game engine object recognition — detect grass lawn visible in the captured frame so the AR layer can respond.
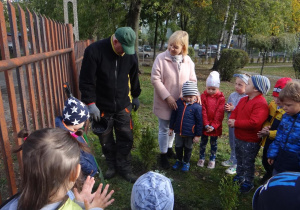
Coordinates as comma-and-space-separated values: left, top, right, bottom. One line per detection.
88, 63, 296, 210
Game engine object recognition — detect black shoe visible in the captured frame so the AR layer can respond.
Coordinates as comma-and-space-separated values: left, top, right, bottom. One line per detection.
121, 173, 138, 183
160, 153, 170, 169
167, 148, 177, 159
104, 167, 116, 179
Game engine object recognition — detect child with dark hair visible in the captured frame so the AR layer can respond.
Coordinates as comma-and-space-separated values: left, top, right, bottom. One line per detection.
267, 81, 300, 175
169, 81, 202, 172
55, 97, 98, 177
228, 75, 270, 193
1, 128, 114, 210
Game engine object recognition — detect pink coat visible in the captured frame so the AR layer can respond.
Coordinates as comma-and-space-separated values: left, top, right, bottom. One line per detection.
151, 50, 197, 120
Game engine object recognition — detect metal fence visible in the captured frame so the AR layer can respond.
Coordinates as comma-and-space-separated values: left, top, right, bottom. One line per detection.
0, 1, 90, 203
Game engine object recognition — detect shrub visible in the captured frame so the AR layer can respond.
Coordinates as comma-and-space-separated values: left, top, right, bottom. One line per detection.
293, 52, 300, 79
257, 57, 260, 63
271, 56, 274, 63
283, 57, 286, 63
138, 127, 158, 170
132, 111, 142, 148
215, 49, 249, 81
208, 57, 212, 64
218, 176, 240, 210
188, 46, 195, 58
201, 57, 205, 64
279, 57, 283, 62
274, 56, 278, 63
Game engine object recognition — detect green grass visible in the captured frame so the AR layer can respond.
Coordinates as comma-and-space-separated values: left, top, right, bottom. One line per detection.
87, 63, 296, 210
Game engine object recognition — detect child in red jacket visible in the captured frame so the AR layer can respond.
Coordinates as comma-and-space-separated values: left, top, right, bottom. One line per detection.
197, 71, 225, 169
228, 75, 270, 193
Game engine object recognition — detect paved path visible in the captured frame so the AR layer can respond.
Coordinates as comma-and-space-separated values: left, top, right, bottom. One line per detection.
245, 65, 292, 68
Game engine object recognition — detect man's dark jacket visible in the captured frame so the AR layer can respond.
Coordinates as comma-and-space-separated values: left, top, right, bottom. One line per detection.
79, 37, 141, 113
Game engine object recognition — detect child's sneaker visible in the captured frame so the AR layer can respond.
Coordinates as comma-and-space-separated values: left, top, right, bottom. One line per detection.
181, 162, 190, 172
221, 160, 234, 167
233, 175, 245, 185
225, 165, 237, 175
239, 181, 254, 193
207, 160, 215, 169
172, 160, 182, 170
197, 159, 205, 167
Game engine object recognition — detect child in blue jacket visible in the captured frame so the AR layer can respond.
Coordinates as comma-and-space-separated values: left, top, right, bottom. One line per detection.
267, 81, 300, 175
169, 81, 202, 172
55, 97, 98, 177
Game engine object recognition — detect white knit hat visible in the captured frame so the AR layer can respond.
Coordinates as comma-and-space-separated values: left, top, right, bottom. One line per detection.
206, 71, 220, 88
182, 81, 198, 96
131, 171, 174, 210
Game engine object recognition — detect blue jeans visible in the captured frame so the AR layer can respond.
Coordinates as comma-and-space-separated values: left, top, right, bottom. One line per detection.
200, 135, 218, 161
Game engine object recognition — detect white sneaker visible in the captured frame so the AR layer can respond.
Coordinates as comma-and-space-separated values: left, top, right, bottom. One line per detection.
197, 159, 205, 167
225, 165, 237, 174
207, 161, 215, 169
221, 160, 234, 167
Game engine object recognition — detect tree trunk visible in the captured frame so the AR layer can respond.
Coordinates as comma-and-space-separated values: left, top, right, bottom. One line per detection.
226, 11, 237, 49
126, 0, 142, 64
260, 52, 266, 75
153, 13, 159, 61
216, 0, 231, 61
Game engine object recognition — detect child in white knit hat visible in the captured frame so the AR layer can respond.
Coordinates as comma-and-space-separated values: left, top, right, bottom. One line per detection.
169, 81, 202, 172
221, 73, 250, 175
197, 71, 225, 169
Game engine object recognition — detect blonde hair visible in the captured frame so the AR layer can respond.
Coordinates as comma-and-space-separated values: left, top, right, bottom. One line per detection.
279, 80, 300, 102
168, 30, 189, 56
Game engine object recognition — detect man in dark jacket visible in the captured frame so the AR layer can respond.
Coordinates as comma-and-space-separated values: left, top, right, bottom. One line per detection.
79, 27, 141, 183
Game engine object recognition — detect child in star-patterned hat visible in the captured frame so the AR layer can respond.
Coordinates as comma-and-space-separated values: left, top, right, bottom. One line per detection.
55, 97, 98, 177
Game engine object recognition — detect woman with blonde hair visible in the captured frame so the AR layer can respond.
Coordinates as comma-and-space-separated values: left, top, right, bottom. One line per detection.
151, 30, 199, 169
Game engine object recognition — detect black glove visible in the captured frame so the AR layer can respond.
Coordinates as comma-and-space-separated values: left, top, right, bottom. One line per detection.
132, 97, 140, 111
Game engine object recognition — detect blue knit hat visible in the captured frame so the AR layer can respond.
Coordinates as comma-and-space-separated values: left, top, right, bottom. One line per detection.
62, 97, 89, 125
131, 171, 174, 210
251, 75, 270, 95
253, 172, 300, 210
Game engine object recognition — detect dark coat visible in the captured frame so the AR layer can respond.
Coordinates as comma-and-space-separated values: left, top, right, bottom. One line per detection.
169, 98, 203, 137
79, 37, 141, 113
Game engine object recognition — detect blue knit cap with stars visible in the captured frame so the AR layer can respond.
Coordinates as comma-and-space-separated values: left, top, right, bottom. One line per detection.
62, 97, 90, 125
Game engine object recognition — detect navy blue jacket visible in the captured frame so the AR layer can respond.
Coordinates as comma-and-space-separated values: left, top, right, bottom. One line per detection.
55, 117, 98, 177
169, 98, 203, 137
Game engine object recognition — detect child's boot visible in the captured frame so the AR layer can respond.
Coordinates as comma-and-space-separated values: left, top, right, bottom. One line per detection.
181, 162, 190, 172
197, 159, 205, 167
207, 160, 215, 169
172, 160, 182, 170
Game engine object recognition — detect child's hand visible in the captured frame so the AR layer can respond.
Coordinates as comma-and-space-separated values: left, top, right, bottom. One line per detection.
257, 126, 271, 138
84, 183, 115, 209
228, 119, 235, 128
224, 103, 234, 112
74, 176, 95, 203
168, 129, 173, 136
196, 95, 202, 105
193, 136, 200, 143
267, 158, 274, 165
165, 96, 177, 110
207, 126, 214, 133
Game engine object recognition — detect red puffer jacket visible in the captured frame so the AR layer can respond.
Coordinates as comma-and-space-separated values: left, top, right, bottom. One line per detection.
201, 90, 225, 136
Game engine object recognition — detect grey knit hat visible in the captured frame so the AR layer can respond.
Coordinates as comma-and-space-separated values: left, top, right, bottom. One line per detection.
233, 73, 250, 85
251, 75, 271, 95
182, 81, 198, 96
131, 171, 174, 210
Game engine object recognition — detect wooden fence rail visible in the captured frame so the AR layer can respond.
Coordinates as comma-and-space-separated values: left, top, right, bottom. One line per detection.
0, 1, 90, 203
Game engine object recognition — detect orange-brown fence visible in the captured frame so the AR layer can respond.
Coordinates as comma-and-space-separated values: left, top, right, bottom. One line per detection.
0, 2, 91, 204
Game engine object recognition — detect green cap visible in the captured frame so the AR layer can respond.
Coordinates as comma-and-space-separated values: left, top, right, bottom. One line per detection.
115, 27, 136, 55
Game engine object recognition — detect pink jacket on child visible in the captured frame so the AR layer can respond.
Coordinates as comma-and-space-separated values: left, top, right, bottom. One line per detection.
151, 50, 197, 120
